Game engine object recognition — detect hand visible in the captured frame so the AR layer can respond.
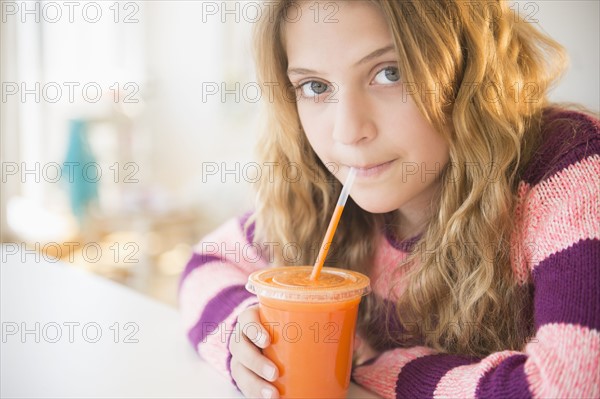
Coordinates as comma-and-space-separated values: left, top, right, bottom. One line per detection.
229, 305, 280, 399
353, 332, 380, 366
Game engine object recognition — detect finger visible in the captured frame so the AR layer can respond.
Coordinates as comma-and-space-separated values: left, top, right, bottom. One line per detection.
238, 305, 272, 348
230, 359, 280, 399
235, 334, 279, 382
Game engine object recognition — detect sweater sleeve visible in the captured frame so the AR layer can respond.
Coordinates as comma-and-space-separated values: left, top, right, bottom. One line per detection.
178, 213, 265, 382
352, 149, 600, 396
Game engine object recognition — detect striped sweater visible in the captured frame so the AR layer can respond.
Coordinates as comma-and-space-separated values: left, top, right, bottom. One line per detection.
179, 109, 600, 398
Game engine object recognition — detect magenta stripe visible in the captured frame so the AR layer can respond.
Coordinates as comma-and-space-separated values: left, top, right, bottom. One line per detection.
475, 354, 531, 399
532, 238, 600, 331
178, 253, 222, 291
521, 109, 599, 186
395, 353, 479, 397
187, 284, 255, 349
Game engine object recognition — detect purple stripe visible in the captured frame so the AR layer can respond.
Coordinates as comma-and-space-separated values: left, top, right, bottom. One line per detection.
187, 284, 254, 349
395, 353, 479, 397
361, 298, 424, 351
240, 211, 255, 244
178, 253, 222, 291
475, 354, 531, 399
383, 213, 422, 252
385, 228, 422, 252
532, 238, 600, 331
521, 109, 599, 186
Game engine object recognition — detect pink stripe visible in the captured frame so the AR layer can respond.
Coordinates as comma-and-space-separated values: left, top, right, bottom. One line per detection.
352, 346, 435, 399
180, 217, 268, 331
510, 182, 532, 285
524, 323, 600, 398
197, 296, 259, 376
371, 235, 414, 299
179, 262, 250, 330
511, 155, 600, 280
192, 217, 268, 273
433, 350, 521, 398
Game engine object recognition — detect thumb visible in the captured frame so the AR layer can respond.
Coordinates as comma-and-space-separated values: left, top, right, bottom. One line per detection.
238, 305, 271, 348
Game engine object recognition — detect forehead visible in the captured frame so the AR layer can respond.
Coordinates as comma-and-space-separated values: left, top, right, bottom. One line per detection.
283, 1, 393, 70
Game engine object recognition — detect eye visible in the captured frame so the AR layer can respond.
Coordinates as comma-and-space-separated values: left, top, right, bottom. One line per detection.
373, 66, 400, 85
298, 81, 329, 98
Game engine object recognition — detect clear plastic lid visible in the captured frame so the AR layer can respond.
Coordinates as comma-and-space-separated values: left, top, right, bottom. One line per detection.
246, 266, 371, 303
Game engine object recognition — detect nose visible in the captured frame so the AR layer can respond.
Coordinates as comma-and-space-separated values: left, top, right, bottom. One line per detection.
331, 87, 377, 145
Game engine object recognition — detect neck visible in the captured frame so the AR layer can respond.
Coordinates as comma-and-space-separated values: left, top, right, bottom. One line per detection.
393, 180, 442, 241
394, 211, 427, 241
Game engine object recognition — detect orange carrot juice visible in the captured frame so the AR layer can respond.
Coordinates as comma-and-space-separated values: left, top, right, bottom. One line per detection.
246, 266, 371, 398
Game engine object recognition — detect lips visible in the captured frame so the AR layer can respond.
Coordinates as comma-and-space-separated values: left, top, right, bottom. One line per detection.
348, 159, 396, 177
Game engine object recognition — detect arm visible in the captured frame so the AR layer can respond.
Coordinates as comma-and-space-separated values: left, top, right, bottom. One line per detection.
178, 213, 265, 380
353, 152, 600, 398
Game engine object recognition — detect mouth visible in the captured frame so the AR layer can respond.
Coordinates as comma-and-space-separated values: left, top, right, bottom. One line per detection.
347, 159, 397, 178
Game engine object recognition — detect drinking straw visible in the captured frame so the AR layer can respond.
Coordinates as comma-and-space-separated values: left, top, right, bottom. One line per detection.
310, 167, 357, 281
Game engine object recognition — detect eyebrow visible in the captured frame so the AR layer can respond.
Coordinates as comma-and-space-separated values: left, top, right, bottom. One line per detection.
287, 44, 395, 76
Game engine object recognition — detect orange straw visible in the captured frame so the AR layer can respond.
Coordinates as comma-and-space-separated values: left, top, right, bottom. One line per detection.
310, 167, 357, 281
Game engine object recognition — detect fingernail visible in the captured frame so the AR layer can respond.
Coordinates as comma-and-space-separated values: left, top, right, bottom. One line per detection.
262, 364, 276, 381
261, 387, 274, 399
257, 331, 268, 347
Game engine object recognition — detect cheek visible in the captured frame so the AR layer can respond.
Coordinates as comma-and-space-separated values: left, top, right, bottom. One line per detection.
399, 110, 450, 165
298, 107, 332, 158
304, 132, 330, 165
428, 130, 450, 166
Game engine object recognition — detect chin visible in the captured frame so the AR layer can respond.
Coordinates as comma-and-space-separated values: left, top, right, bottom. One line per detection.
349, 193, 399, 214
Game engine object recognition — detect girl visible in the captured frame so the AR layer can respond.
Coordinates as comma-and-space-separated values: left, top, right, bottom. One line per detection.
179, 1, 600, 398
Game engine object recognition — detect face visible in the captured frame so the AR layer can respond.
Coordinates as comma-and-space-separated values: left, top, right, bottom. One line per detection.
284, 1, 450, 230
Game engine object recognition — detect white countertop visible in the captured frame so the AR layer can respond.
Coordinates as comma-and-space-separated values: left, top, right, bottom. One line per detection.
0, 246, 379, 398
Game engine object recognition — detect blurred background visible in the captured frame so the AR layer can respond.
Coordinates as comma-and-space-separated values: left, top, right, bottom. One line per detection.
1, 0, 599, 307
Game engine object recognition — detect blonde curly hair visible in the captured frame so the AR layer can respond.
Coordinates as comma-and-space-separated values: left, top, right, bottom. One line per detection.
248, 0, 568, 357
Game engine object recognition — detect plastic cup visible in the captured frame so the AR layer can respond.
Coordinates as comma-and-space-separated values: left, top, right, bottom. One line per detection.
246, 266, 371, 398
